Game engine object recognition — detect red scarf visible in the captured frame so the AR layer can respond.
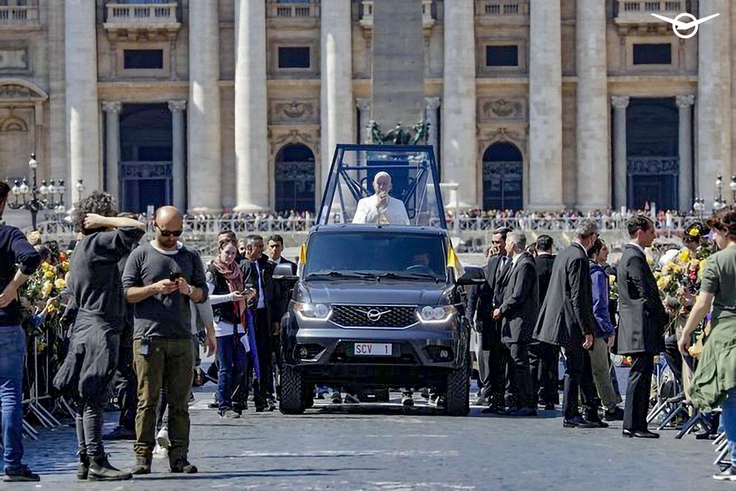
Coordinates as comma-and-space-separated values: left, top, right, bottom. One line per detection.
213, 256, 246, 320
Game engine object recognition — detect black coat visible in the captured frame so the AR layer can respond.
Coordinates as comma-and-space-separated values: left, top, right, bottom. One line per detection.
535, 253, 555, 306
614, 244, 667, 355
242, 254, 274, 314
465, 254, 509, 346
533, 243, 595, 347
498, 252, 538, 344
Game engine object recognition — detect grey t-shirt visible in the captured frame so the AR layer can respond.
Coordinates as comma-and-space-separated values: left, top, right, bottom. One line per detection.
122, 241, 208, 340
68, 227, 144, 323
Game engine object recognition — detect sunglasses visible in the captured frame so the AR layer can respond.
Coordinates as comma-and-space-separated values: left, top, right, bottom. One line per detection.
156, 225, 183, 237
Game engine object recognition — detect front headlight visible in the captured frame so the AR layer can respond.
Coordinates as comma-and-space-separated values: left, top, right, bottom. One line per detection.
293, 302, 331, 320
417, 305, 457, 323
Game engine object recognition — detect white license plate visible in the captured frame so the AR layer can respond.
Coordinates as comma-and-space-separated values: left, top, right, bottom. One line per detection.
353, 343, 392, 356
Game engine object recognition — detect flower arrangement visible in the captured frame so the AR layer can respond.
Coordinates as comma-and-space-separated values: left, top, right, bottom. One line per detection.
653, 222, 713, 299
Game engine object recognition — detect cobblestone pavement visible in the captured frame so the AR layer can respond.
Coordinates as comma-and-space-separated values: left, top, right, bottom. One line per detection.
10, 374, 726, 491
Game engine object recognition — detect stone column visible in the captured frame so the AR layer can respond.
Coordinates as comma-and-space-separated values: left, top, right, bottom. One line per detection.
48, 0, 67, 185
528, 0, 563, 209
234, 0, 269, 212
442, 1, 476, 208
65, 0, 100, 200
321, 0, 354, 193
102, 101, 121, 200
424, 96, 440, 158
169, 100, 187, 212
611, 96, 630, 210
188, 0, 221, 214
676, 95, 694, 211
356, 98, 371, 143
697, 0, 731, 202
575, 0, 608, 210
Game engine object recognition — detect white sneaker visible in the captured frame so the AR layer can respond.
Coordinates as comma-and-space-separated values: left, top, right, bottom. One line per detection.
219, 409, 241, 419
713, 467, 736, 481
156, 427, 170, 449
401, 393, 414, 407
153, 442, 168, 460
343, 393, 360, 404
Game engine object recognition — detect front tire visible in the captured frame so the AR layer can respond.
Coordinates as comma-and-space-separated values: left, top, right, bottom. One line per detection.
444, 352, 470, 416
279, 365, 305, 414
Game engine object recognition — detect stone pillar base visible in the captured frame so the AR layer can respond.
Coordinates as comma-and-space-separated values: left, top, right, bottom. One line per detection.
233, 204, 271, 214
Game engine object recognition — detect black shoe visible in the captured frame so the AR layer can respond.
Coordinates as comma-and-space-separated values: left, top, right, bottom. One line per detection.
544, 403, 556, 411
3, 464, 40, 482
130, 457, 151, 475
587, 418, 609, 428
480, 403, 504, 414
170, 458, 198, 474
89, 455, 133, 481
603, 407, 624, 421
622, 429, 660, 438
77, 453, 90, 480
506, 406, 537, 417
563, 415, 598, 428
102, 425, 136, 441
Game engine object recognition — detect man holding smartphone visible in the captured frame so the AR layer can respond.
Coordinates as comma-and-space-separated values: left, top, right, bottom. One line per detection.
122, 206, 208, 475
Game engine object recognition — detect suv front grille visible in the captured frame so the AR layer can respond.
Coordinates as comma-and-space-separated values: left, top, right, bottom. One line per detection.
331, 305, 417, 328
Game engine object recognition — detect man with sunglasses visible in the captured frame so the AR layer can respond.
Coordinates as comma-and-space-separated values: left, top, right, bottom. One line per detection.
122, 206, 208, 475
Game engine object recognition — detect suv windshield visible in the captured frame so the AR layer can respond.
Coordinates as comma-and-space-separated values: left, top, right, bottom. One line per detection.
304, 232, 446, 281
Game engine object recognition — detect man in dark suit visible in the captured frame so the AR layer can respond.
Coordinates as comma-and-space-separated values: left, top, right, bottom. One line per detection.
242, 234, 276, 411
533, 219, 604, 428
493, 231, 538, 416
616, 215, 667, 438
529, 235, 558, 409
466, 227, 510, 413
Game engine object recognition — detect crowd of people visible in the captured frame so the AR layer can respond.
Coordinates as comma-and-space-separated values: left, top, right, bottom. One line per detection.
465, 210, 736, 481
1, 173, 735, 482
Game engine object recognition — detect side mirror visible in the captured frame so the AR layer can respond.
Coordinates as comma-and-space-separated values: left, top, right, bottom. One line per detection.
456, 266, 485, 286
272, 262, 299, 282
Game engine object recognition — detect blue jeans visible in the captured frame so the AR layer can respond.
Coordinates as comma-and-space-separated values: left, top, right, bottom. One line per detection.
721, 387, 736, 466
216, 333, 246, 411
0, 325, 26, 472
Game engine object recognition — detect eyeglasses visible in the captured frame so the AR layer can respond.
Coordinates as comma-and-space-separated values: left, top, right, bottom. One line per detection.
156, 225, 183, 237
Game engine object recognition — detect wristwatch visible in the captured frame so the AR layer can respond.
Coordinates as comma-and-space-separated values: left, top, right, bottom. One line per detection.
187, 285, 195, 296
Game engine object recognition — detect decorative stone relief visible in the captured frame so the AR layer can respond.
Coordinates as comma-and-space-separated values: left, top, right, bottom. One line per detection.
0, 112, 28, 132
0, 84, 35, 99
269, 128, 320, 159
269, 99, 319, 124
0, 49, 28, 70
478, 97, 526, 122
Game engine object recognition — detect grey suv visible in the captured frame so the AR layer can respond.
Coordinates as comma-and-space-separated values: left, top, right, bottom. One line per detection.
277, 224, 483, 416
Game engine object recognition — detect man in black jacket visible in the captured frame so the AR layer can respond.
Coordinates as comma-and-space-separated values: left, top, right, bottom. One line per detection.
534, 219, 604, 428
616, 215, 667, 438
493, 231, 538, 416
242, 234, 276, 411
0, 181, 41, 482
529, 235, 558, 409
466, 227, 510, 412
266, 234, 296, 400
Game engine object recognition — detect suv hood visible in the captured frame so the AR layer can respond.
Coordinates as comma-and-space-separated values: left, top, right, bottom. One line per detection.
301, 280, 451, 306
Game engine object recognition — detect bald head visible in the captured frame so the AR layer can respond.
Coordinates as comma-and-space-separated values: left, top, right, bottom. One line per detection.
155, 206, 182, 224
154, 206, 183, 250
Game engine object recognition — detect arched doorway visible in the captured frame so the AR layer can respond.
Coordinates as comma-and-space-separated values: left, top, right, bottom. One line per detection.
626, 98, 679, 210
482, 142, 523, 210
275, 143, 316, 213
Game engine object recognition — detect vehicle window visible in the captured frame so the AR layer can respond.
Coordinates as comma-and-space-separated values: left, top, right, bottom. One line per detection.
305, 233, 446, 279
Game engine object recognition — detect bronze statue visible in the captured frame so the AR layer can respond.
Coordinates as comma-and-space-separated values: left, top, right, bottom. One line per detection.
367, 120, 429, 145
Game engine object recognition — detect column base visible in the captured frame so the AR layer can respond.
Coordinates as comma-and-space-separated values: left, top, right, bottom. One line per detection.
574, 202, 612, 212
233, 204, 271, 214
525, 203, 566, 212
187, 206, 224, 216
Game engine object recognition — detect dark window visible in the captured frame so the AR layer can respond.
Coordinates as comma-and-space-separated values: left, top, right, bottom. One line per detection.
486, 45, 519, 67
633, 44, 672, 65
123, 49, 164, 70
278, 47, 310, 69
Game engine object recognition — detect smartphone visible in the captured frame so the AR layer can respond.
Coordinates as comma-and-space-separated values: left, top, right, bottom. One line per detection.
169, 271, 182, 282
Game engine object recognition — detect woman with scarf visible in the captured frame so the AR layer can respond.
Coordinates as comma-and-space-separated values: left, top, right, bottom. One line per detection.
206, 241, 255, 418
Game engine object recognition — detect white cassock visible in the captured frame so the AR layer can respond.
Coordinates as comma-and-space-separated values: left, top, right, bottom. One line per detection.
352, 194, 410, 225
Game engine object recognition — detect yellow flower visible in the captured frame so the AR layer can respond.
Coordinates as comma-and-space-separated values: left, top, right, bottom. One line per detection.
688, 227, 700, 237
654, 271, 662, 279
672, 264, 682, 274
42, 281, 53, 297
700, 259, 707, 270
609, 275, 616, 286
54, 278, 66, 290
657, 276, 670, 290
689, 259, 700, 270
44, 270, 54, 280
678, 249, 691, 262
47, 303, 56, 314
662, 263, 672, 275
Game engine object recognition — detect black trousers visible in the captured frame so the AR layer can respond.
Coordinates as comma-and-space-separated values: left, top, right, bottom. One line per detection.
623, 354, 654, 431
479, 328, 505, 406
114, 325, 137, 430
528, 342, 559, 405
504, 341, 534, 408
562, 342, 598, 420
254, 308, 275, 400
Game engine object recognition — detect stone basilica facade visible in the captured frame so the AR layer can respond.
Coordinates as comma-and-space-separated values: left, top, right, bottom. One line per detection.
0, 0, 732, 216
